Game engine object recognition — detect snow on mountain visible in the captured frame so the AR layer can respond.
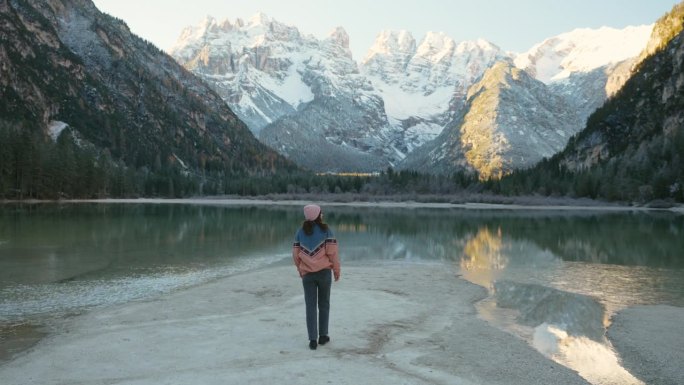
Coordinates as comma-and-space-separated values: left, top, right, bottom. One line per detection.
508, 25, 653, 160
170, 14, 320, 135
171, 13, 404, 172
170, 14, 654, 174
361, 31, 509, 154
400, 24, 656, 178
257, 25, 396, 172
514, 25, 654, 83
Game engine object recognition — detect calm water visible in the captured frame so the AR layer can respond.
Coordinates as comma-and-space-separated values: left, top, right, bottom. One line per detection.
1, 202, 683, 382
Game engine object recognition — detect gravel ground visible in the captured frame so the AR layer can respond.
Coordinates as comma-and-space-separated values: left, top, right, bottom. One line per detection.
0, 263, 590, 385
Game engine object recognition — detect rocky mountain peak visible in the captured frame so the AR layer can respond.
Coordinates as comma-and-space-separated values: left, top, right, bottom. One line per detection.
328, 26, 349, 47
248, 11, 270, 26
401, 58, 581, 179
170, 12, 303, 61
415, 31, 456, 60
360, 30, 416, 85
456, 39, 501, 54
466, 60, 517, 97
364, 30, 416, 61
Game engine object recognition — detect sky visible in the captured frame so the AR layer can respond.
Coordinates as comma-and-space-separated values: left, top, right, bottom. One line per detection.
92, 0, 679, 61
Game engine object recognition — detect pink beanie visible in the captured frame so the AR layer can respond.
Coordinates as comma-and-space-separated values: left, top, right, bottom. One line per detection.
303, 204, 321, 221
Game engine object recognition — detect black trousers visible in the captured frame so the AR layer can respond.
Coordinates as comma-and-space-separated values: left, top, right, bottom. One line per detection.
302, 269, 332, 341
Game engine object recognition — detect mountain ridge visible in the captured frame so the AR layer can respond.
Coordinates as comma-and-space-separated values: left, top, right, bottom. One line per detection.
170, 12, 653, 175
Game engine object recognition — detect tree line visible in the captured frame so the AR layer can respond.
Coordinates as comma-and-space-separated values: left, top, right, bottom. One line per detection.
488, 126, 684, 204
0, 122, 196, 199
0, 121, 481, 199
2, 120, 682, 203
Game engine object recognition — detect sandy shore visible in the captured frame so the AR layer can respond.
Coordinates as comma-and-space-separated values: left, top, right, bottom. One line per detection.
608, 305, 684, 385
0, 263, 591, 385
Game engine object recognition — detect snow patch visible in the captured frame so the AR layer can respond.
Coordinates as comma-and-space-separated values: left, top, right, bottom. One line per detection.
372, 80, 452, 120
515, 25, 653, 83
172, 154, 188, 169
257, 53, 314, 108
363, 30, 416, 60
47, 121, 68, 142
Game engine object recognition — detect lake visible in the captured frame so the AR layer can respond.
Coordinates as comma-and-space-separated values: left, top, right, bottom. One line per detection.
1, 202, 683, 383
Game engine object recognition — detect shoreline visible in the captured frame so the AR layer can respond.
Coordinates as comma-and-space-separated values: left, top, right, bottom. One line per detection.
3, 196, 682, 213
0, 262, 592, 385
2, 261, 681, 384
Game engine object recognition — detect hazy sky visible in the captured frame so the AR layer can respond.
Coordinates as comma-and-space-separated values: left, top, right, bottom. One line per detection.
92, 0, 678, 60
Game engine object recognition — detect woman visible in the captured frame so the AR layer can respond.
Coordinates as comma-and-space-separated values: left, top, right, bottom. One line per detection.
292, 204, 341, 350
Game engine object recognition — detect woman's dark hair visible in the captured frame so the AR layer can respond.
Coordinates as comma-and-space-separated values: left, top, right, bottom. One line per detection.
302, 214, 328, 235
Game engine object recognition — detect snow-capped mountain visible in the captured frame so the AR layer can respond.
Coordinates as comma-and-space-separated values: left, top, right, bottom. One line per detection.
516, 25, 653, 130
170, 15, 509, 171
399, 26, 653, 177
517, 25, 652, 120
257, 25, 396, 172
361, 31, 509, 155
171, 14, 655, 175
170, 14, 316, 135
171, 14, 401, 171
535, 3, 684, 202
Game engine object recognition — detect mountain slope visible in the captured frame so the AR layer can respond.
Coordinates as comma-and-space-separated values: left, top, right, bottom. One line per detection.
0, 0, 293, 197
361, 31, 508, 155
506, 3, 684, 202
401, 61, 580, 178
562, 4, 684, 171
171, 15, 395, 172
257, 26, 397, 172
170, 14, 315, 136
515, 25, 654, 155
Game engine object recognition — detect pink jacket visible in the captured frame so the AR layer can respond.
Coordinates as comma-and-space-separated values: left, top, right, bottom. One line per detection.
292, 227, 340, 280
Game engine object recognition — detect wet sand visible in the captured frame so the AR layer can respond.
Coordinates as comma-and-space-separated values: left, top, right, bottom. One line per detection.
608, 305, 684, 385
0, 323, 47, 364
0, 263, 591, 385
